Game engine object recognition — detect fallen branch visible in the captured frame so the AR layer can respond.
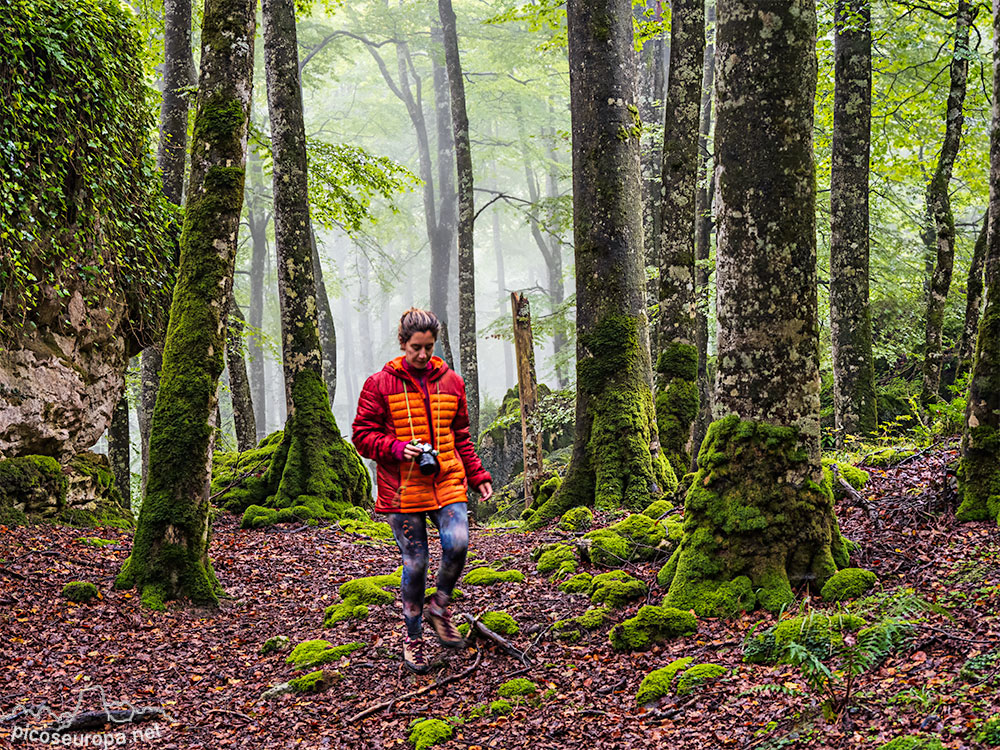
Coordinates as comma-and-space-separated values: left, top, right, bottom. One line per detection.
831, 464, 874, 519
348, 646, 482, 723
45, 707, 164, 732
462, 614, 531, 666
0, 565, 26, 581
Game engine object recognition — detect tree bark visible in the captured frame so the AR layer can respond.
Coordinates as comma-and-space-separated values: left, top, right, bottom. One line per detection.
527, 0, 669, 529
107, 390, 131, 510
247, 149, 270, 442
258, 0, 370, 513
691, 0, 716, 469
637, 0, 667, 273
439, 0, 480, 443
663, 0, 847, 618
492, 184, 515, 390
830, 0, 877, 445
956, 0, 1000, 525
921, 0, 975, 405
512, 293, 544, 508
656, 0, 705, 477
226, 292, 257, 452
116, 0, 256, 609
140, 0, 194, 491
957, 213, 989, 379
311, 229, 338, 405
431, 27, 457, 367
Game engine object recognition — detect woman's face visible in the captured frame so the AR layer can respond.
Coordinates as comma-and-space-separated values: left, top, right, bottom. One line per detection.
402, 330, 436, 369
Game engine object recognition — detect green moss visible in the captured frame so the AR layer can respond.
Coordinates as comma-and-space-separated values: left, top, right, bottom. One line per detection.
463, 567, 525, 586
657, 547, 680, 588
958, 424, 1000, 522
76, 537, 117, 548
322, 601, 370, 626
286, 639, 365, 669
976, 715, 1000, 745
559, 573, 593, 594
467, 704, 489, 719
607, 514, 667, 556
821, 458, 869, 499
552, 606, 610, 642
641, 499, 674, 519
636, 657, 693, 704
675, 663, 728, 696
745, 612, 868, 664
497, 678, 537, 697
865, 448, 918, 468
559, 506, 594, 532
609, 605, 697, 651
587, 570, 648, 608
666, 416, 843, 617
580, 528, 631, 566
489, 699, 513, 715
534, 543, 576, 575
479, 611, 519, 636
875, 736, 945, 750
288, 669, 334, 694
62, 581, 98, 602
322, 570, 400, 627
408, 719, 453, 750
0, 455, 68, 522
656, 343, 700, 475
820, 567, 878, 602
260, 635, 290, 655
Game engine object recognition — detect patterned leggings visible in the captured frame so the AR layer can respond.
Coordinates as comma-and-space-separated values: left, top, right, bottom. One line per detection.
385, 502, 469, 639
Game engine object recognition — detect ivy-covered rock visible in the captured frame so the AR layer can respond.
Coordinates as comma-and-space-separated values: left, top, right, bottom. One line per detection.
408, 718, 453, 750
62, 581, 98, 603
559, 506, 594, 532
496, 678, 537, 697
609, 605, 697, 651
635, 657, 693, 704
675, 663, 728, 695
463, 567, 525, 586
285, 639, 365, 669
586, 570, 648, 608
820, 567, 878, 601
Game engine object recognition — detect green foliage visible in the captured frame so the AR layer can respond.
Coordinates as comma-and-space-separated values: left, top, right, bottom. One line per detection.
0, 0, 174, 343
496, 678, 537, 698
62, 581, 98, 603
285, 639, 365, 669
408, 719, 453, 750
489, 699, 513, 715
975, 715, 1000, 746
608, 605, 697, 651
635, 658, 692, 704
820, 568, 878, 602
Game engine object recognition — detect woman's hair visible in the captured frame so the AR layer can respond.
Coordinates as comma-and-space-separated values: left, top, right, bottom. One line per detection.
398, 307, 440, 347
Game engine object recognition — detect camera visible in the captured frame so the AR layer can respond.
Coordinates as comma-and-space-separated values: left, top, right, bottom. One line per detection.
411, 440, 440, 476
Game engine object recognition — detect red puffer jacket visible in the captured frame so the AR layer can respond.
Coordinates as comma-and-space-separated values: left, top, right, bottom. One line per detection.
352, 356, 491, 513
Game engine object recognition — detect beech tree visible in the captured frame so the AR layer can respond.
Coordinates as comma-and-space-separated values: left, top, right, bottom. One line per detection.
116, 0, 256, 609
225, 292, 257, 451
526, 0, 670, 529
662, 0, 848, 617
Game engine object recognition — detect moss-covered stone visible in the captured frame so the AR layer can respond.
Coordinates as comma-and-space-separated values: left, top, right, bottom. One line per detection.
559, 573, 594, 594
743, 612, 868, 664
820, 567, 877, 601
489, 699, 513, 715
479, 611, 519, 636
534, 543, 576, 575
260, 635, 290, 655
497, 678, 537, 697
609, 605, 697, 651
463, 567, 525, 586
641, 499, 674, 520
559, 506, 594, 532
0, 455, 68, 523
62, 581, 98, 602
608, 514, 667, 555
322, 569, 401, 627
875, 736, 946, 750
580, 528, 631, 566
675, 663, 728, 695
552, 607, 610, 642
408, 718, 453, 750
666, 416, 844, 616
656, 343, 700, 476
587, 570, 648, 608
635, 657, 693, 704
288, 669, 335, 694
821, 458, 869, 499
285, 639, 365, 669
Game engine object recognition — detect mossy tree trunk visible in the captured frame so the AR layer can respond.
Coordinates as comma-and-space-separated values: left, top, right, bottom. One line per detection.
107, 391, 131, 509
246, 150, 270, 442
921, 0, 974, 405
663, 0, 846, 617
957, 0, 1000, 524
637, 0, 666, 271
656, 0, 705, 477
140, 0, 194, 492
116, 0, 256, 610
310, 228, 337, 406
259, 0, 370, 512
691, 0, 716, 469
225, 292, 257, 452
830, 0, 877, 444
439, 0, 479, 443
957, 214, 989, 379
528, 0, 669, 529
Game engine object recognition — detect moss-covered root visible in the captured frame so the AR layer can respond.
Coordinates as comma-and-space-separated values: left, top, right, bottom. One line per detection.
664, 415, 845, 617
655, 343, 700, 478
635, 657, 693, 704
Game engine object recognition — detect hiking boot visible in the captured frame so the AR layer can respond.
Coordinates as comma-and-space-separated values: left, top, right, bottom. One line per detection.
427, 600, 464, 648
403, 637, 431, 674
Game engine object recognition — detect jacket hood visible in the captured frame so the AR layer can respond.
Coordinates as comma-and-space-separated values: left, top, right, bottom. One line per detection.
383, 355, 450, 383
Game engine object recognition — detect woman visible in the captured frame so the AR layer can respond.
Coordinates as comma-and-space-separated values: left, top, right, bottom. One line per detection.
352, 308, 493, 674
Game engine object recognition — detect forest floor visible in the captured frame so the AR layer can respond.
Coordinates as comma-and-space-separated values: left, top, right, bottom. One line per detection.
1, 443, 999, 750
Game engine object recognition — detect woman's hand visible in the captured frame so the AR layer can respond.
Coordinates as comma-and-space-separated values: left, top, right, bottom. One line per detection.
476, 482, 493, 501
402, 442, 422, 460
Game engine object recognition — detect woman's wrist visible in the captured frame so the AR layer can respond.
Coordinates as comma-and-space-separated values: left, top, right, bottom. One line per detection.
391, 440, 409, 461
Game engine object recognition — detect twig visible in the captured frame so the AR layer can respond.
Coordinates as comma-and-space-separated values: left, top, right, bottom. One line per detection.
203, 708, 254, 722
0, 565, 26, 581
462, 614, 531, 665
521, 623, 553, 663
347, 647, 483, 723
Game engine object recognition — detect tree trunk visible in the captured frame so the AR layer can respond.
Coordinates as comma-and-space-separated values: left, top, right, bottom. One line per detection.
691, 0, 716, 469
512, 293, 544, 508
226, 292, 257, 452
107, 390, 131, 510
430, 27, 457, 367
830, 0, 877, 445
439, 0, 480, 444
527, 0, 669, 529
492, 187, 515, 390
140, 0, 194, 491
311, 229, 338, 405
663, 0, 847, 618
247, 149, 269, 442
957, 213, 989, 379
637, 0, 667, 273
257, 0, 370, 515
957, 0, 1000, 525
544, 144, 569, 388
116, 0, 256, 610
656, 0, 705, 477
921, 0, 975, 405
